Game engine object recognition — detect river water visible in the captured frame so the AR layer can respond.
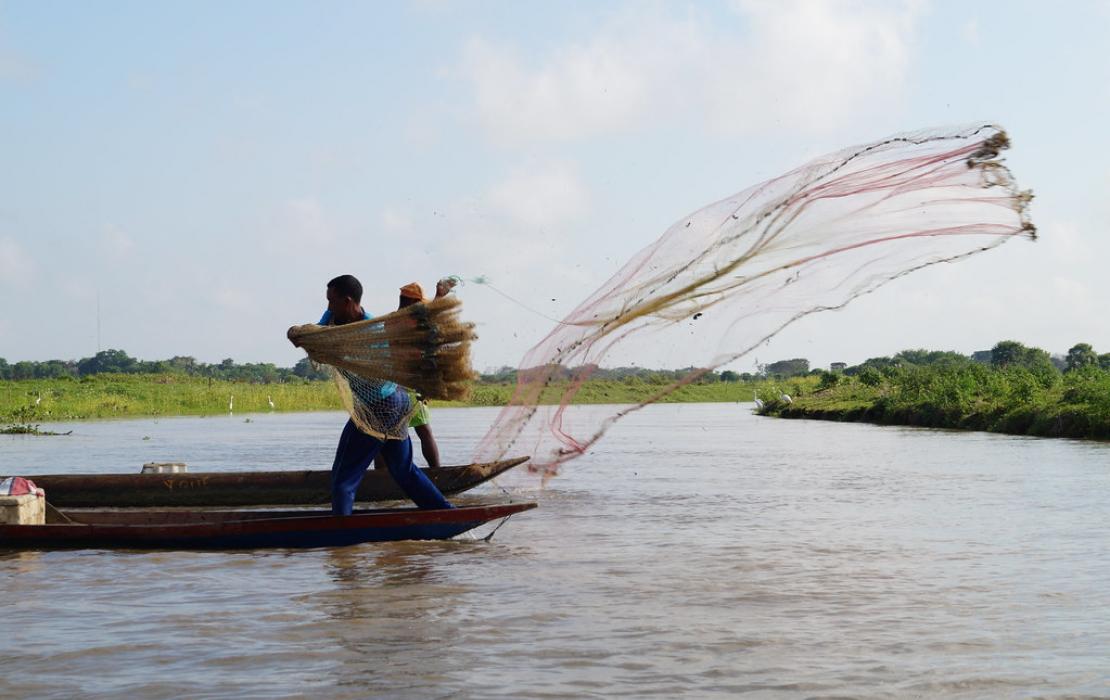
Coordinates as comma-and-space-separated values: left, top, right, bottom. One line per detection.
2, 404, 1109, 698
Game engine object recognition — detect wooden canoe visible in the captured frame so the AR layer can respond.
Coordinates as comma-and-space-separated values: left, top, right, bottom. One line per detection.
0, 502, 537, 550
22, 457, 528, 508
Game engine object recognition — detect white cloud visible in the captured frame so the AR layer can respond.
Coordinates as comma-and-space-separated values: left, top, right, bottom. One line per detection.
60, 276, 95, 303
461, 32, 662, 143
380, 207, 414, 233
260, 197, 336, 255
459, 0, 923, 144
484, 164, 591, 229
0, 235, 35, 288
101, 224, 135, 259
707, 0, 921, 133
286, 198, 333, 244
960, 18, 980, 46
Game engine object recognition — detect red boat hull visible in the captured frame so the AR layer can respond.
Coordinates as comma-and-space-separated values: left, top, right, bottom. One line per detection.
0, 502, 537, 550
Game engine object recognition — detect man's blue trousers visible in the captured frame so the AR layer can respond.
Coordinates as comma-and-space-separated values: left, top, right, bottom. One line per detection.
330, 418, 453, 515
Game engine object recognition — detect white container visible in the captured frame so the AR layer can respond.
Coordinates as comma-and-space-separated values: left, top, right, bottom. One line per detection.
0, 493, 46, 525
141, 462, 188, 474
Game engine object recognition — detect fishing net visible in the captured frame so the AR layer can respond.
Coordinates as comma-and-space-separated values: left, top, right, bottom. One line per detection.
288, 296, 477, 439
473, 124, 1035, 476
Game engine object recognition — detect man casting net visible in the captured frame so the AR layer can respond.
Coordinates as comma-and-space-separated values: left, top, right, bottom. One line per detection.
289, 294, 477, 441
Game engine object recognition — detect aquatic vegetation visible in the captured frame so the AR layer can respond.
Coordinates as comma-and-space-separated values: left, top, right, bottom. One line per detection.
766, 362, 1110, 440
1, 423, 72, 436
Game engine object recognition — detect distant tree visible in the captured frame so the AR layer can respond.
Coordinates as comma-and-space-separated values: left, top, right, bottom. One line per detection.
895, 349, 967, 366
858, 367, 883, 387
1065, 343, 1099, 372
78, 349, 138, 376
480, 366, 518, 383
719, 370, 741, 382
844, 356, 898, 376
698, 371, 720, 384
0, 357, 9, 380
990, 340, 1027, 368
765, 358, 809, 378
12, 361, 35, 380
970, 350, 993, 365
1100, 354, 1110, 371
894, 349, 933, 365
570, 364, 599, 380
989, 341, 1057, 382
817, 370, 842, 390
33, 359, 77, 379
292, 357, 330, 381
168, 356, 199, 374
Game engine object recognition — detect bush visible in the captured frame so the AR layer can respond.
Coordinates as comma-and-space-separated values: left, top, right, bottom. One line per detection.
858, 367, 882, 387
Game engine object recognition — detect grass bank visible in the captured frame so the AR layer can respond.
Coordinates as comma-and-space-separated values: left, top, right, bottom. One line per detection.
1, 375, 341, 423
761, 366, 1110, 440
1, 374, 768, 425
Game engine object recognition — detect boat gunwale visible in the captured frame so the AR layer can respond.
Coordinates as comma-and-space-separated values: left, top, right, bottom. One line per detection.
0, 502, 538, 549
16, 456, 530, 508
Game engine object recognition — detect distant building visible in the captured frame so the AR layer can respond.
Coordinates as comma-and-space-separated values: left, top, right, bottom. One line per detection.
830, 362, 847, 372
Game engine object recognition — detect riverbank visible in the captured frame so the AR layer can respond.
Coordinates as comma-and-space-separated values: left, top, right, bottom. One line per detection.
12, 366, 1110, 441
1, 374, 762, 424
761, 367, 1110, 440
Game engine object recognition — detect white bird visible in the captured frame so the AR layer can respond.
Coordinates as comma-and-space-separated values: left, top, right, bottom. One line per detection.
780, 392, 793, 404
267, 395, 275, 410
34, 394, 41, 406
229, 395, 234, 414
753, 392, 764, 410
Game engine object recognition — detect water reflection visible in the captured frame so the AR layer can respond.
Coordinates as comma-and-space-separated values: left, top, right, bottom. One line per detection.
312, 543, 480, 696
0, 550, 46, 575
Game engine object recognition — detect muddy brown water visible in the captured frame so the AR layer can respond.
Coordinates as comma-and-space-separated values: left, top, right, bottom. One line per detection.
3, 404, 1109, 698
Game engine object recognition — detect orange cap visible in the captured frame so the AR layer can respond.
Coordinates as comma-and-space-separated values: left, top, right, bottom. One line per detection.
399, 282, 425, 300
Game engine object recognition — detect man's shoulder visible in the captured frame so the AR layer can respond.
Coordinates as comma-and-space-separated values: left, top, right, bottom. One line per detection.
317, 308, 374, 325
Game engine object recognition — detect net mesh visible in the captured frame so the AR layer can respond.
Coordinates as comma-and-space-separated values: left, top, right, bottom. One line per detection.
472, 124, 1035, 477
288, 296, 477, 439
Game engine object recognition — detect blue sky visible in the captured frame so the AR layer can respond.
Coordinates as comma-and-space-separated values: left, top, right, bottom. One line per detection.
1, 0, 1108, 371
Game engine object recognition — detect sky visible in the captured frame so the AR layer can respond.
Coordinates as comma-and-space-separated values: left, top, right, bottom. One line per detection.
1, 0, 1108, 373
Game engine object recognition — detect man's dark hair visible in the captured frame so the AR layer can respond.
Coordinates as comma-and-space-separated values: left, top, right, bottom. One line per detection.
327, 274, 363, 303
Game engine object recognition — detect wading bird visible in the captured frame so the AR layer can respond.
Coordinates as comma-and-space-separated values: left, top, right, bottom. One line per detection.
753, 392, 764, 410
267, 395, 275, 410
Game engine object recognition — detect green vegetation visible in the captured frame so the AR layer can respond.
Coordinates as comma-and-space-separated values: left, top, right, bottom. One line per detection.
1, 424, 72, 436
0, 349, 327, 383
1, 370, 764, 425
462, 377, 764, 407
1, 374, 341, 423
6, 340, 1110, 441
761, 341, 1110, 440
0, 348, 775, 426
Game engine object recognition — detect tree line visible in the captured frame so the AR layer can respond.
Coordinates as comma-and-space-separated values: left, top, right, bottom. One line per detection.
0, 349, 330, 383
481, 340, 1110, 386
4, 340, 1107, 386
